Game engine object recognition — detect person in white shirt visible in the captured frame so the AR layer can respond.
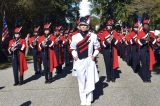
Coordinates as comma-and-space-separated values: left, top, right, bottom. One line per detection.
70, 17, 100, 106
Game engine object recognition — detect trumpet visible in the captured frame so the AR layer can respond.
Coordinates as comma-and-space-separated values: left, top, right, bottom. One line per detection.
143, 33, 151, 43
105, 34, 114, 44
65, 35, 69, 43
11, 39, 20, 52
32, 36, 39, 46
42, 35, 51, 47
55, 36, 60, 44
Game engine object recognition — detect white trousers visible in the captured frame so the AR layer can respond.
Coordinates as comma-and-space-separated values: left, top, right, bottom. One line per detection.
78, 74, 93, 103
76, 57, 99, 103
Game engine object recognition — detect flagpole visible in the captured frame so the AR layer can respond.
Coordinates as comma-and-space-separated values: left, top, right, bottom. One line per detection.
3, 10, 5, 16
0, 9, 9, 62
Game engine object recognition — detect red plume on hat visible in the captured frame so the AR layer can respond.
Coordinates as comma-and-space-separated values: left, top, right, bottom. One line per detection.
55, 26, 62, 30
143, 19, 150, 24
44, 23, 51, 29
106, 19, 114, 26
142, 12, 150, 24
105, 14, 114, 26
69, 29, 73, 33
14, 27, 22, 33
64, 30, 69, 34
34, 26, 40, 32
134, 22, 139, 28
60, 30, 64, 33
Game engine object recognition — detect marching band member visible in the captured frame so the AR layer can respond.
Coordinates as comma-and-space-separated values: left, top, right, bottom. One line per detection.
8, 27, 28, 86
63, 30, 71, 67
70, 17, 100, 105
101, 19, 119, 82
137, 14, 156, 82
38, 23, 57, 83
53, 26, 64, 74
124, 24, 132, 66
130, 21, 140, 73
29, 26, 42, 75
118, 29, 125, 60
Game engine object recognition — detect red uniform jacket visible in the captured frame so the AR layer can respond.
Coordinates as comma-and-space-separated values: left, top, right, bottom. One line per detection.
72, 31, 78, 37
125, 33, 132, 45
54, 35, 64, 65
29, 36, 39, 49
29, 36, 42, 63
8, 39, 28, 76
119, 34, 124, 42
38, 35, 58, 72
100, 30, 119, 69
112, 31, 120, 69
129, 31, 139, 44
130, 31, 137, 39
97, 30, 103, 42
68, 34, 72, 43
137, 31, 156, 71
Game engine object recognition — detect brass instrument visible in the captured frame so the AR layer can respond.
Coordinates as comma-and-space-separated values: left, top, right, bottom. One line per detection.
32, 36, 39, 46
133, 34, 137, 43
11, 39, 20, 52
65, 34, 69, 44
108, 34, 114, 43
106, 33, 114, 53
106, 31, 114, 44
125, 29, 128, 35
55, 35, 60, 44
143, 33, 151, 44
42, 35, 51, 47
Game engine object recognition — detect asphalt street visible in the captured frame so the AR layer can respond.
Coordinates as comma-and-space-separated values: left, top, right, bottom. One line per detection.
0, 54, 160, 106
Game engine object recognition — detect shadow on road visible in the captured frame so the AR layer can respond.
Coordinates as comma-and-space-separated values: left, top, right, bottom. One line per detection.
52, 62, 73, 82
23, 74, 41, 85
134, 66, 151, 82
136, 63, 160, 82
152, 63, 160, 74
115, 69, 122, 79
93, 76, 108, 103
20, 100, 31, 106
137, 69, 144, 81
0, 86, 5, 90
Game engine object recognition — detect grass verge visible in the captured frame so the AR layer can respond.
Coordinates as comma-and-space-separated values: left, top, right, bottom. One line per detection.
0, 55, 32, 70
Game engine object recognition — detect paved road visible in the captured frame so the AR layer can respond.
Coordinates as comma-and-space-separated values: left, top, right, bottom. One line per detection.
0, 54, 160, 106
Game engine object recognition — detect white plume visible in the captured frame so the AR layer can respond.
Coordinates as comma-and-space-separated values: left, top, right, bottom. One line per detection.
79, 0, 92, 17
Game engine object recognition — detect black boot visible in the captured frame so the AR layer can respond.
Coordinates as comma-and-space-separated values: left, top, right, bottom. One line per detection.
35, 71, 39, 75
146, 79, 151, 83
37, 63, 42, 75
45, 80, 49, 84
14, 81, 19, 86
48, 72, 52, 83
56, 65, 62, 74
106, 78, 111, 82
111, 78, 116, 82
19, 76, 23, 85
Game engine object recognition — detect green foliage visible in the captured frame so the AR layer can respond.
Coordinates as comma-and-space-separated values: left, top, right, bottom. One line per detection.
0, 0, 160, 30
91, 0, 160, 29
0, 0, 71, 29
90, 16, 100, 29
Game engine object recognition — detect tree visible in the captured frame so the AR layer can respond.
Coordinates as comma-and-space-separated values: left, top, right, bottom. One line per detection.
0, 0, 75, 63
125, 0, 160, 29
